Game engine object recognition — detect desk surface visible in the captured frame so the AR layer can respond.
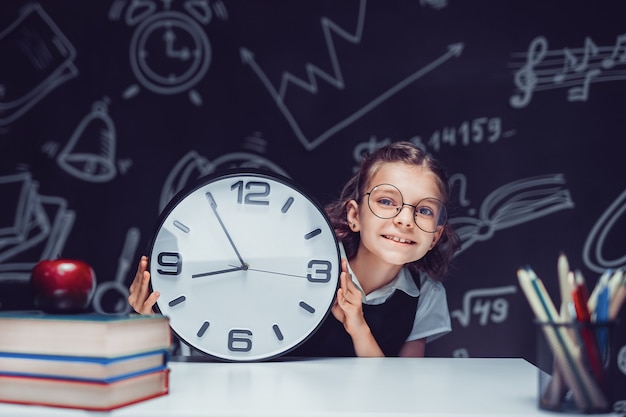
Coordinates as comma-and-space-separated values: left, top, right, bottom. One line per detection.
0, 358, 619, 416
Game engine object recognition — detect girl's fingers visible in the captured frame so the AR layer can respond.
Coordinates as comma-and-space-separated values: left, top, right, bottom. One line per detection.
141, 291, 160, 314
128, 256, 156, 314
129, 256, 147, 292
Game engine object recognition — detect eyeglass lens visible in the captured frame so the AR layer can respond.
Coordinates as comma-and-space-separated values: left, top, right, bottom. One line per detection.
366, 184, 447, 232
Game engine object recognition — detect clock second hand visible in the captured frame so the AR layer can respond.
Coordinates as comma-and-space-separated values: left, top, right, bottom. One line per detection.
240, 266, 308, 279
206, 192, 246, 268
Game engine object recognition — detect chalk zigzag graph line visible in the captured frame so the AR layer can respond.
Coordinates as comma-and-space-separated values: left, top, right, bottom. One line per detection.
240, 0, 463, 151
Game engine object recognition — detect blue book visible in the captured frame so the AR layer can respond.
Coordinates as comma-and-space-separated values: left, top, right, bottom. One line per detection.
0, 349, 169, 383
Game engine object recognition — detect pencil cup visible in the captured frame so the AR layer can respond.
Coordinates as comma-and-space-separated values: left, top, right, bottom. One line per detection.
535, 320, 617, 414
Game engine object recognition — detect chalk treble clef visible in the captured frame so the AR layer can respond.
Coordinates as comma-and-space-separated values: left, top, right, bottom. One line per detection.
510, 36, 547, 109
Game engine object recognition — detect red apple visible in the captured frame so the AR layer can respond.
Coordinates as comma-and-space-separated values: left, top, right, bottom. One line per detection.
30, 259, 96, 313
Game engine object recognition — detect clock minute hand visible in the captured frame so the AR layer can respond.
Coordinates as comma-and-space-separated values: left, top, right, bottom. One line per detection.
206, 192, 246, 267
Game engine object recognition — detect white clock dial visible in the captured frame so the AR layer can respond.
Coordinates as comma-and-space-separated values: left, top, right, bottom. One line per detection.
149, 170, 340, 361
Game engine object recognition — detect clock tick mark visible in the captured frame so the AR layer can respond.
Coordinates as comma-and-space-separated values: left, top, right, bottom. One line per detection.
173, 220, 190, 233
197, 321, 210, 337
299, 301, 315, 313
281, 197, 294, 213
205, 192, 217, 208
168, 295, 186, 307
304, 228, 322, 240
272, 324, 284, 341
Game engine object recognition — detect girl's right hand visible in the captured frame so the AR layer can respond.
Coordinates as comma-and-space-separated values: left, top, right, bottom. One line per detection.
331, 259, 384, 357
128, 255, 160, 314
332, 259, 367, 335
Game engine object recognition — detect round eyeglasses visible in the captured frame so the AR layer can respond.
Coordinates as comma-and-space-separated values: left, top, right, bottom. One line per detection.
364, 183, 447, 233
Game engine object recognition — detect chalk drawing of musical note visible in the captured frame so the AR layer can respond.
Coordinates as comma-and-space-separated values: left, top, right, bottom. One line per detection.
573, 37, 599, 72
567, 68, 600, 101
509, 34, 626, 107
601, 33, 626, 69
553, 37, 598, 81
449, 174, 575, 256
553, 49, 578, 84
510, 36, 547, 108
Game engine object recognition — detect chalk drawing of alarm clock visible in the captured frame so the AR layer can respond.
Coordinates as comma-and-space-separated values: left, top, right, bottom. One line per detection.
126, 10, 211, 105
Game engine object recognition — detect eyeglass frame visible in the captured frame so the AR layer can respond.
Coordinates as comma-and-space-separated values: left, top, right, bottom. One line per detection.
363, 183, 447, 233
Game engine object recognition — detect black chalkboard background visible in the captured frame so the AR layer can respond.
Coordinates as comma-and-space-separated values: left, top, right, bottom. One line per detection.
1, 0, 625, 365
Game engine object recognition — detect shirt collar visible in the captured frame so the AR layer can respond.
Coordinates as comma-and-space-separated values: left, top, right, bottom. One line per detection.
340, 243, 421, 305
362, 267, 420, 304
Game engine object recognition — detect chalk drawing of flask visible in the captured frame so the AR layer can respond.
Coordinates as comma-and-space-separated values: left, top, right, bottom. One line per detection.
57, 99, 117, 183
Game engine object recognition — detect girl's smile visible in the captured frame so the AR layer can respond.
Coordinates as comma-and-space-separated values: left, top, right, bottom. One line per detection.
382, 234, 415, 244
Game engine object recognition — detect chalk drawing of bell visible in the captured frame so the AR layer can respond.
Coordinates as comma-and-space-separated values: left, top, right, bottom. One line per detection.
56, 99, 117, 183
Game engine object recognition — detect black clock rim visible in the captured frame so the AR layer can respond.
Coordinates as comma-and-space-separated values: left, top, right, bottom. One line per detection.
146, 167, 342, 362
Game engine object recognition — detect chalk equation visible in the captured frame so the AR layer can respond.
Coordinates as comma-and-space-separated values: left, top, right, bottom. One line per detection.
450, 285, 517, 328
509, 34, 626, 108
409, 116, 516, 152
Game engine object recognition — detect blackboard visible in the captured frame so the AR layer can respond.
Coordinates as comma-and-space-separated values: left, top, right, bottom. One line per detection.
1, 0, 625, 363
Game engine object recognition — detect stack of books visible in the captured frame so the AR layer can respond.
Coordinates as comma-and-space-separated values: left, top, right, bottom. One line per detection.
0, 312, 172, 411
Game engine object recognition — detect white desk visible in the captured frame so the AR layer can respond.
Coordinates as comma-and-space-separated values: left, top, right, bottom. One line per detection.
0, 358, 620, 416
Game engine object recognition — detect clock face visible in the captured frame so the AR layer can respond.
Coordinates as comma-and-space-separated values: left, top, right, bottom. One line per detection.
149, 170, 340, 361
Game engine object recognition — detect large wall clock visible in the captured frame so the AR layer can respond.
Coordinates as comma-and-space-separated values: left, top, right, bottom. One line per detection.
148, 169, 341, 361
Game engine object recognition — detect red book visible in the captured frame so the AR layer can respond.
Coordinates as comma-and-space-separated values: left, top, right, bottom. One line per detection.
0, 368, 169, 411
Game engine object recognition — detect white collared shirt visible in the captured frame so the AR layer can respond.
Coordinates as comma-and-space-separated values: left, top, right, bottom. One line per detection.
341, 244, 452, 343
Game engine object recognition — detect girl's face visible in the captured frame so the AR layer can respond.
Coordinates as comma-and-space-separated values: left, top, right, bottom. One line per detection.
347, 162, 444, 268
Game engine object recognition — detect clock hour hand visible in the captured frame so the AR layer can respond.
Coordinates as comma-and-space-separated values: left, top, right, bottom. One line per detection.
192, 265, 248, 279
206, 192, 246, 267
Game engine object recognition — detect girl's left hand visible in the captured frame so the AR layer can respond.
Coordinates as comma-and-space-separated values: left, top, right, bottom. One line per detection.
331, 259, 367, 335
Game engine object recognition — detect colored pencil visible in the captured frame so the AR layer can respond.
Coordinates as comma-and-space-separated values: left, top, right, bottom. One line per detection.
609, 270, 626, 320
542, 253, 572, 404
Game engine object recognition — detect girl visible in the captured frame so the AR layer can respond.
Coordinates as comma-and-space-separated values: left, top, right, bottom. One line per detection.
129, 141, 461, 357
